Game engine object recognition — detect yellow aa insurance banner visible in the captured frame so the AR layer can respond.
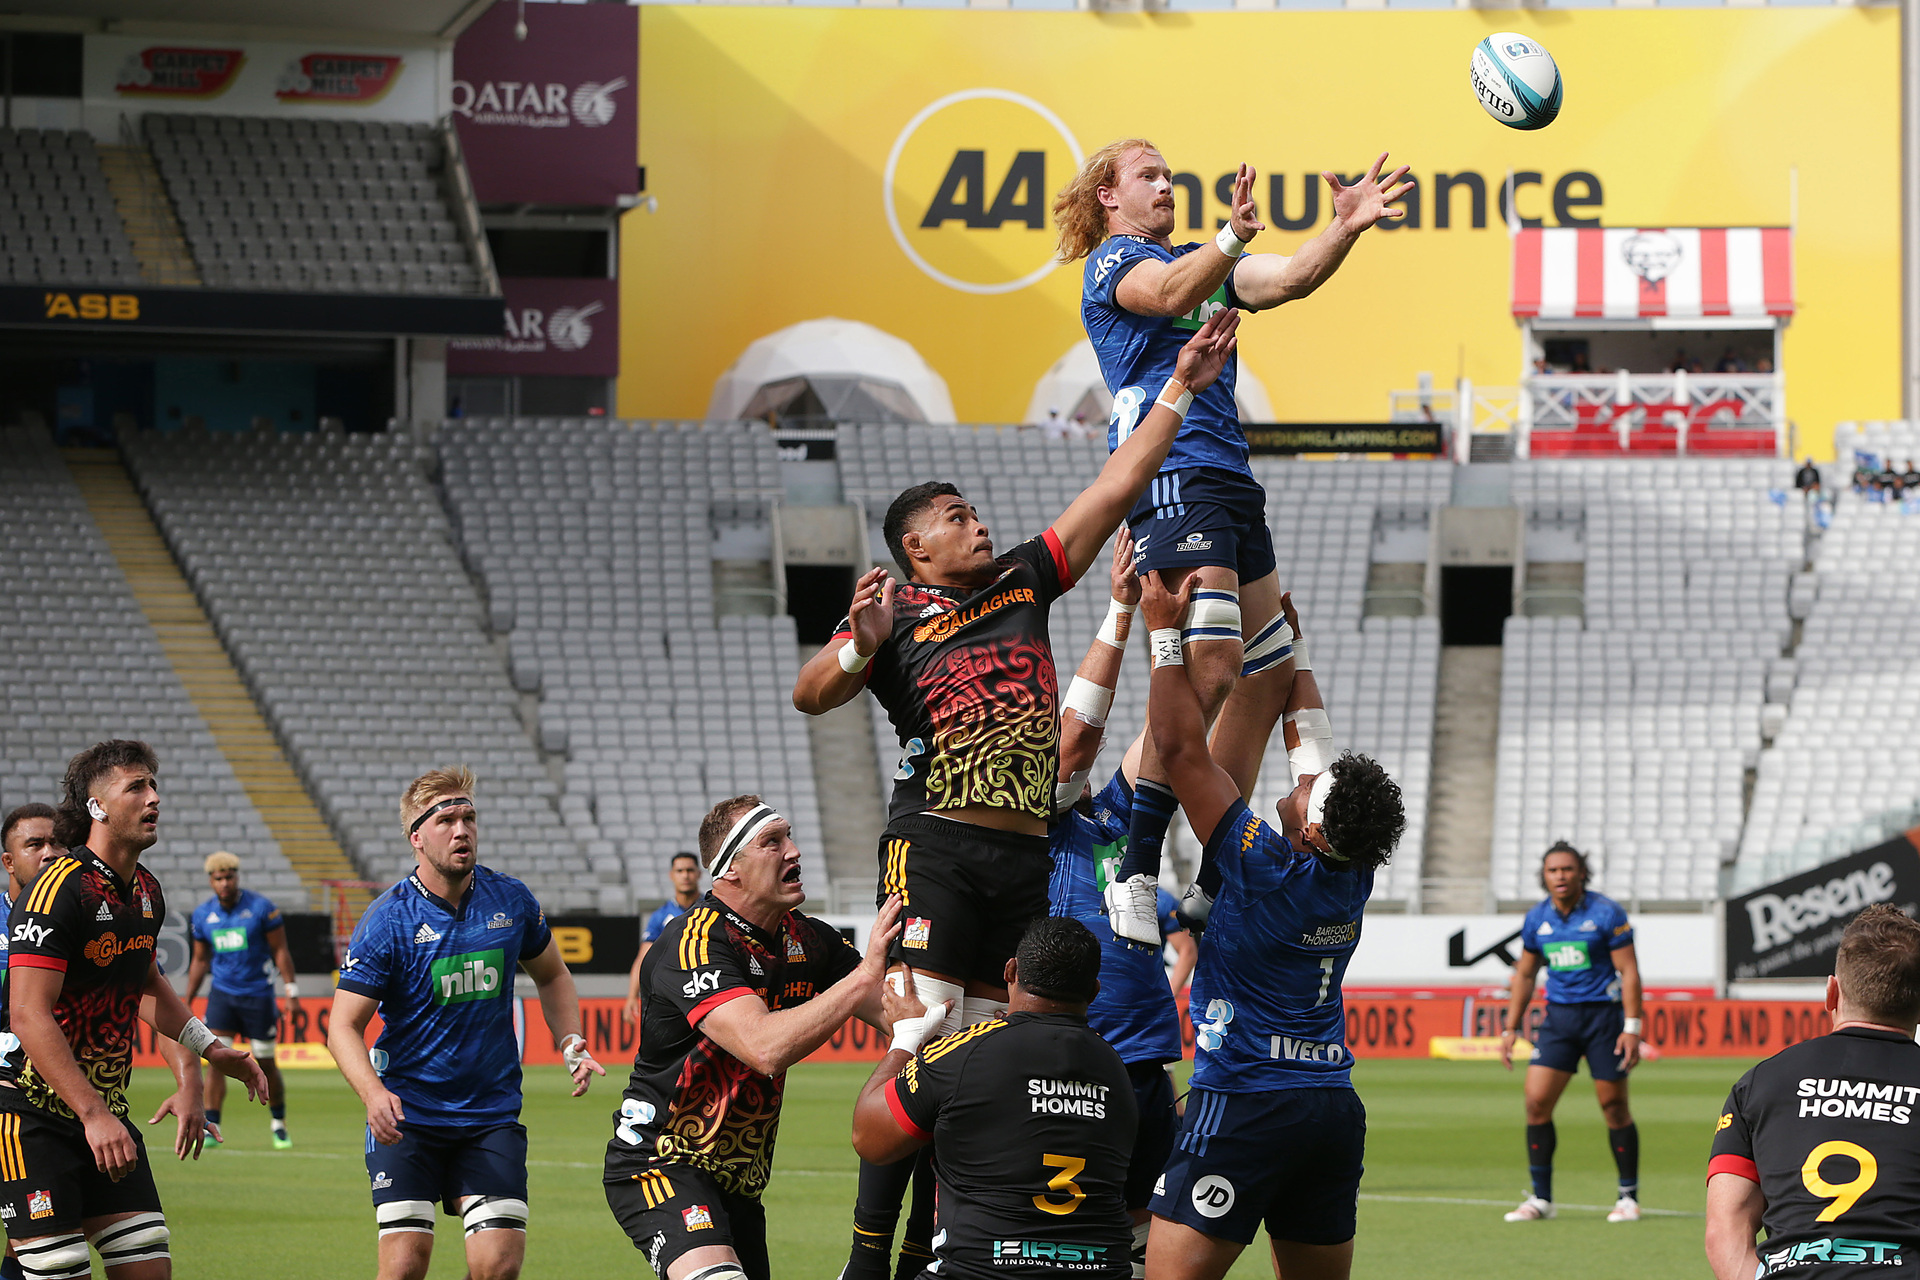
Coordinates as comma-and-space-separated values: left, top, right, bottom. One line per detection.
625, 7, 1895, 449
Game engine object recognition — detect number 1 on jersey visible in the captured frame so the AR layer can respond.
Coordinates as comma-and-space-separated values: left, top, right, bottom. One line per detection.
1316, 957, 1336, 1005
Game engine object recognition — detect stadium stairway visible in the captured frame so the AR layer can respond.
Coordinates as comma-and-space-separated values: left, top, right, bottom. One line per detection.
96, 144, 198, 287
62, 448, 359, 906
1422, 647, 1501, 913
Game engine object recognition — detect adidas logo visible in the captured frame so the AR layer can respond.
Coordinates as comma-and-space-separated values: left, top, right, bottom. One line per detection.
413, 923, 442, 944
94, 903, 113, 922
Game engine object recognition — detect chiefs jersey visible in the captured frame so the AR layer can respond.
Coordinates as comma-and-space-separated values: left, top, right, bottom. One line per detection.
603, 894, 861, 1198
838, 531, 1076, 825
2, 850, 165, 1119
1710, 1026, 1920, 1276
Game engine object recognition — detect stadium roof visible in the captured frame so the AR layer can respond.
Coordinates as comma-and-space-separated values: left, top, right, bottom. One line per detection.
4, 0, 493, 40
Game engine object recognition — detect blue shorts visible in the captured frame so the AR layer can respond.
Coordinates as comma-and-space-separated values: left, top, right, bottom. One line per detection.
1125, 1061, 1178, 1212
367, 1121, 528, 1216
1151, 1087, 1365, 1247
205, 989, 278, 1041
1127, 466, 1276, 584
1531, 1001, 1628, 1081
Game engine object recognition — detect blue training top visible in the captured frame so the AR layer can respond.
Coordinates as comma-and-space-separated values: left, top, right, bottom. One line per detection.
643, 897, 688, 944
1081, 235, 1248, 478
1521, 891, 1634, 1004
336, 866, 553, 1126
191, 888, 284, 999
1047, 770, 1185, 1067
1188, 800, 1371, 1093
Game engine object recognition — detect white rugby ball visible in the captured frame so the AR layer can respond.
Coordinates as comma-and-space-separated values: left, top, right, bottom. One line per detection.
1469, 33, 1562, 131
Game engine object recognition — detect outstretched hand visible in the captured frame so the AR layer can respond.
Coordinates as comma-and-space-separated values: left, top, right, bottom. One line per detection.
1325, 153, 1416, 233
1139, 570, 1196, 634
1109, 526, 1140, 607
844, 566, 894, 660
1226, 163, 1265, 245
1280, 590, 1301, 639
1172, 308, 1240, 395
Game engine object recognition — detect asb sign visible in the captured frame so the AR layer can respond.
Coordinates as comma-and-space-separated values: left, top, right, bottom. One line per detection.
886, 90, 1081, 296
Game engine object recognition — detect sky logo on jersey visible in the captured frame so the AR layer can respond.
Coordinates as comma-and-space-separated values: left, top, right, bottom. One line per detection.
681, 969, 722, 1000
11, 922, 49, 949
430, 950, 504, 1005
1543, 940, 1591, 971
212, 928, 247, 952
992, 1240, 1109, 1263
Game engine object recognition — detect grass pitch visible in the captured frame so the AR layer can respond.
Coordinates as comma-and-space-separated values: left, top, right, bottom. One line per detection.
131, 1054, 1752, 1279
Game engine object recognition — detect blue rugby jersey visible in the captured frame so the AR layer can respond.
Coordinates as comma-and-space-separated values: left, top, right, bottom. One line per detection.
336, 867, 552, 1125
642, 897, 688, 944
191, 887, 284, 998
1046, 770, 1184, 1067
1521, 891, 1633, 1004
1187, 800, 1371, 1093
1081, 236, 1247, 478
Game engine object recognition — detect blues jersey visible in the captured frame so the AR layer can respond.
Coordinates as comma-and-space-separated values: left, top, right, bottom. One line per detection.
0, 890, 11, 1036
643, 898, 688, 945
1082, 235, 1247, 478
191, 887, 284, 998
1521, 892, 1633, 1004
336, 867, 552, 1126
1047, 771, 1184, 1066
1188, 801, 1370, 1093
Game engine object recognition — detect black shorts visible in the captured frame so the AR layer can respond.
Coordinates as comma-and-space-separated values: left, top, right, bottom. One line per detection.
605, 1163, 768, 1280
1531, 1002, 1629, 1081
366, 1121, 527, 1217
1126, 467, 1277, 584
1124, 1061, 1178, 1212
204, 989, 278, 1042
1151, 1087, 1365, 1247
878, 815, 1052, 985
0, 1102, 161, 1237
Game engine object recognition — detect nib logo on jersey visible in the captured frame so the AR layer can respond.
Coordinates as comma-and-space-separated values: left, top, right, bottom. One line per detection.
885, 90, 1083, 296
430, 949, 505, 1005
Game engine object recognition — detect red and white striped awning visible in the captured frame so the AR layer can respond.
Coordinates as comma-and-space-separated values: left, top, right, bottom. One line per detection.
1512, 227, 1793, 321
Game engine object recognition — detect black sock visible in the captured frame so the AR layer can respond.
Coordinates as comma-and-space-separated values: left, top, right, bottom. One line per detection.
846, 1155, 915, 1280
205, 1108, 221, 1129
1609, 1124, 1639, 1199
1526, 1122, 1556, 1202
893, 1150, 937, 1280
1115, 780, 1177, 883
271, 1103, 286, 1123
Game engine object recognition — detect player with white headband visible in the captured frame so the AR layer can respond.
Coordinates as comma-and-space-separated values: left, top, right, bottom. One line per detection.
1136, 574, 1405, 1280
604, 795, 931, 1280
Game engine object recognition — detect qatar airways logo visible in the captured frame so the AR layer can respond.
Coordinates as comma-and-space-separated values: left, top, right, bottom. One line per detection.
452, 77, 627, 129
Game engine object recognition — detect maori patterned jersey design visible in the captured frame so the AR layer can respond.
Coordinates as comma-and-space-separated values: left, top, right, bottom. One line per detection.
3, 851, 165, 1119
839, 531, 1075, 824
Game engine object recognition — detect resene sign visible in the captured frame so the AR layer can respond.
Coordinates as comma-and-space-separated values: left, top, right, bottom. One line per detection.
1725, 833, 1920, 981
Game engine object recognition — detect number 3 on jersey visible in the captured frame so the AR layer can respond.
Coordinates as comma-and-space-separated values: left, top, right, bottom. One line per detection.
1033, 1153, 1087, 1216
1802, 1140, 1877, 1221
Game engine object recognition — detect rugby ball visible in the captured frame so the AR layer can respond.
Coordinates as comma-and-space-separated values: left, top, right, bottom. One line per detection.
1470, 33, 1562, 131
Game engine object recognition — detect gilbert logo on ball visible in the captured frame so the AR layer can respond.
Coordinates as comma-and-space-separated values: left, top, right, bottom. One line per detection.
1470, 33, 1562, 131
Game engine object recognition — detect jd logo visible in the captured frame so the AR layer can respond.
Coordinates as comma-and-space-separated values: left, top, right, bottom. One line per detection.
1190, 1175, 1235, 1219
884, 88, 1083, 296
430, 949, 504, 1005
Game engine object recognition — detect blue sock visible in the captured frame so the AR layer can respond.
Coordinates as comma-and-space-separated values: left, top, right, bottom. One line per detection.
271, 1103, 286, 1122
205, 1108, 221, 1128
1609, 1124, 1639, 1199
1527, 1122, 1556, 1201
1, 1250, 23, 1280
1115, 780, 1178, 882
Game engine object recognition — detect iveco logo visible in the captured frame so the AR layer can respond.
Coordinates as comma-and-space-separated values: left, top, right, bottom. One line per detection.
883, 89, 1084, 296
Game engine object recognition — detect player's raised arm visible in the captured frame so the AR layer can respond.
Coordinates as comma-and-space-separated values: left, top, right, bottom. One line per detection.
1139, 571, 1240, 847
794, 565, 894, 715
1057, 527, 1140, 797
1230, 154, 1415, 311
1112, 163, 1264, 318
1051, 309, 1239, 581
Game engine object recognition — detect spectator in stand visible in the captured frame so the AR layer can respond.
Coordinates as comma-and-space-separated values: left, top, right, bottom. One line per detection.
1905, 460, 1920, 492
1794, 458, 1821, 496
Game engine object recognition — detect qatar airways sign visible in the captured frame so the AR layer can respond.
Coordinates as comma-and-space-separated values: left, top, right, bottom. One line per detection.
447, 277, 618, 378
452, 2, 638, 206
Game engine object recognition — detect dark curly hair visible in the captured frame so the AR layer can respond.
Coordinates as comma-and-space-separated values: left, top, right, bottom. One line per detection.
57, 739, 157, 847
882, 482, 965, 575
1318, 751, 1405, 871
1538, 839, 1592, 893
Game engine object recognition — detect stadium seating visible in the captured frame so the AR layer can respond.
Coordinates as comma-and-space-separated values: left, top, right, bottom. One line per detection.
1494, 459, 1797, 905
0, 128, 140, 285
143, 113, 483, 295
839, 425, 1442, 903
435, 417, 813, 904
0, 427, 302, 905
119, 428, 599, 909
1733, 422, 1920, 888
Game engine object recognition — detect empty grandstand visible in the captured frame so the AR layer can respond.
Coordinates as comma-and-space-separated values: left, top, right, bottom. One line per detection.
0, 127, 139, 286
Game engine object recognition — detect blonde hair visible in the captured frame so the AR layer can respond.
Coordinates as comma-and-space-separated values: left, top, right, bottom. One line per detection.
204, 850, 239, 876
1052, 137, 1159, 263
400, 766, 477, 839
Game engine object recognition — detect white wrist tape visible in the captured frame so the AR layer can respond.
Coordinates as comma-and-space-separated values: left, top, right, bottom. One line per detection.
1155, 387, 1194, 418
284, 981, 300, 1000
1215, 224, 1249, 258
561, 1033, 591, 1071
1063, 676, 1115, 728
177, 1017, 219, 1060
1621, 1018, 1643, 1036
837, 642, 871, 674
889, 1001, 954, 1055
1290, 638, 1311, 672
1149, 627, 1184, 668
1098, 597, 1136, 650
1055, 765, 1092, 814
1287, 707, 1336, 780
